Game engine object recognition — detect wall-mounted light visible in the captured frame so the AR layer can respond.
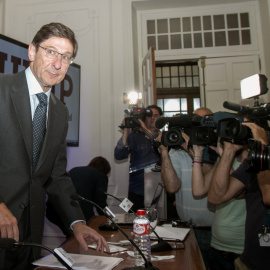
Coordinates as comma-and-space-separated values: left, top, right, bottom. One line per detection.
123, 91, 142, 105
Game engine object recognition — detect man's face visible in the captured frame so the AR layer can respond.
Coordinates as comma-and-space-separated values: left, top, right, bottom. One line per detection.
145, 108, 160, 130
28, 36, 73, 92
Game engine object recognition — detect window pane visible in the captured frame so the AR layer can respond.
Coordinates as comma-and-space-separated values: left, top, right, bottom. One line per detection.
193, 65, 199, 76
158, 35, 169, 50
194, 33, 202, 48
180, 77, 186, 87
193, 98, 200, 110
171, 66, 178, 76
171, 77, 179, 88
147, 20, 156, 34
214, 15, 225, 30
183, 17, 191, 32
242, 30, 251, 44
156, 78, 162, 88
215, 31, 226, 46
240, 13, 249, 27
171, 34, 182, 49
204, 32, 213, 47
156, 67, 161, 77
162, 67, 170, 77
203, 16, 212, 30
164, 112, 177, 117
186, 77, 192, 87
181, 98, 187, 111
179, 66, 185, 76
157, 19, 168, 34
163, 78, 170, 88
170, 18, 181, 32
147, 36, 156, 50
183, 33, 192, 48
227, 14, 238, 28
164, 99, 180, 111
228, 30, 240, 45
157, 99, 163, 109
193, 17, 201, 31
186, 66, 192, 76
193, 76, 199, 87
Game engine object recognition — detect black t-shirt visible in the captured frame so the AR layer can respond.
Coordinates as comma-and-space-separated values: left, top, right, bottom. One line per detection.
231, 156, 269, 270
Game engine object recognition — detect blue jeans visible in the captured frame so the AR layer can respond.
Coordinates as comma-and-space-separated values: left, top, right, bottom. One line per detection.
208, 246, 239, 270
194, 228, 212, 270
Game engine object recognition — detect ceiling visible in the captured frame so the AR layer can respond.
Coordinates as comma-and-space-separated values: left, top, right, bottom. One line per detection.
132, 0, 256, 10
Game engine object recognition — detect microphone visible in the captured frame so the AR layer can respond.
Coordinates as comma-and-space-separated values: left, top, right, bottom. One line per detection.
97, 189, 172, 252
155, 114, 201, 129
223, 101, 252, 114
70, 194, 159, 270
0, 238, 73, 270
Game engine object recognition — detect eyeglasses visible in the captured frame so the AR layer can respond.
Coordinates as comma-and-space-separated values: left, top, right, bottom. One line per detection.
38, 45, 74, 65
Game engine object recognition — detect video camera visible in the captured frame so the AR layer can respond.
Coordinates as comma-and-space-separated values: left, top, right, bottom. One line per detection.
222, 74, 270, 171
156, 112, 244, 147
124, 105, 152, 128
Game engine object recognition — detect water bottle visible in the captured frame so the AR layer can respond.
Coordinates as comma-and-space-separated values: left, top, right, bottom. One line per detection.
133, 209, 151, 266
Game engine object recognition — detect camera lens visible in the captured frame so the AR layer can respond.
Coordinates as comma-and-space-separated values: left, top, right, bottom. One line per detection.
168, 131, 180, 143
250, 140, 270, 171
161, 129, 183, 147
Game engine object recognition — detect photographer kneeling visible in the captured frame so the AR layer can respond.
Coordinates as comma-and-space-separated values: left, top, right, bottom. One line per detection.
114, 105, 162, 211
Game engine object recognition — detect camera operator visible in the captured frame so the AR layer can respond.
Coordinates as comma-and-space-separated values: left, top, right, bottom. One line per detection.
158, 107, 215, 270
114, 105, 162, 211
208, 121, 270, 270
192, 135, 248, 270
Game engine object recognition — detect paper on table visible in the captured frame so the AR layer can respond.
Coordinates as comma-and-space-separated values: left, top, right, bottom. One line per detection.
88, 243, 128, 253
127, 251, 175, 261
150, 226, 190, 241
32, 253, 123, 270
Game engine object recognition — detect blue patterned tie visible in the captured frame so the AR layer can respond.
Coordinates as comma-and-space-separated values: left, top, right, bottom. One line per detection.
32, 93, 47, 171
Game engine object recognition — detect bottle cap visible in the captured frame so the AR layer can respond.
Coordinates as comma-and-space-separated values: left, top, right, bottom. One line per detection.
136, 209, 145, 215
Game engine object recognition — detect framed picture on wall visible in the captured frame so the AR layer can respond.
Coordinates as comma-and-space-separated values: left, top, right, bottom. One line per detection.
0, 33, 80, 146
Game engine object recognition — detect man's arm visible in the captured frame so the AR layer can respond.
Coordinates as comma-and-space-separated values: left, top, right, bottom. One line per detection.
159, 145, 181, 193
208, 142, 245, 204
114, 118, 131, 160
192, 145, 217, 196
243, 122, 270, 205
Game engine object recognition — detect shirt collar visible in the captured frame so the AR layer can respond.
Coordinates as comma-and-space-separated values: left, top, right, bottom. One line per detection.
25, 67, 51, 98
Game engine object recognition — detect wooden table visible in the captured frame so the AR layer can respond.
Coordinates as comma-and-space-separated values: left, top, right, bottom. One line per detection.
35, 216, 205, 270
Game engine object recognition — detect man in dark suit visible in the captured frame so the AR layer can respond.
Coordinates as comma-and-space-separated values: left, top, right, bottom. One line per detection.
46, 156, 111, 237
0, 23, 108, 270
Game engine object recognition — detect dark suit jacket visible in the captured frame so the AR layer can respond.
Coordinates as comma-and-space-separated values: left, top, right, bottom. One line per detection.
69, 166, 108, 220
0, 70, 84, 259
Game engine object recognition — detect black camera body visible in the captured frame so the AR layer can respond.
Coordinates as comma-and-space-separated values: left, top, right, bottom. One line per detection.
160, 112, 239, 148
217, 118, 252, 145
124, 106, 152, 128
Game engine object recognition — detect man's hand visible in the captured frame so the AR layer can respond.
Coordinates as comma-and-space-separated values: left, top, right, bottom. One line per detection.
72, 222, 109, 253
0, 203, 19, 242
242, 122, 269, 145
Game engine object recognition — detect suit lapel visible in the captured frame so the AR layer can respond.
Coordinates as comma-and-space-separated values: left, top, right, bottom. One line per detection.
10, 71, 33, 163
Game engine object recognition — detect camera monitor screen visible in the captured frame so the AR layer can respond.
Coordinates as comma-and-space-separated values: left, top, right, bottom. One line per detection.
0, 33, 80, 147
240, 74, 268, 99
